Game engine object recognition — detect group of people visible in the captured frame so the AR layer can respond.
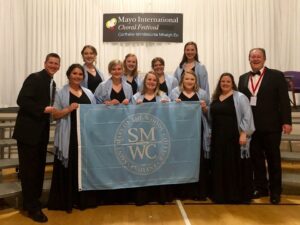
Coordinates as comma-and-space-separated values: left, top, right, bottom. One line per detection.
13, 42, 292, 223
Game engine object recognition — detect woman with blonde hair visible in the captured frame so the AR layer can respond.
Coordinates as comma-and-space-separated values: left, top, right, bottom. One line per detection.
131, 70, 170, 205
132, 71, 169, 104
94, 59, 132, 105
123, 53, 141, 95
170, 70, 210, 200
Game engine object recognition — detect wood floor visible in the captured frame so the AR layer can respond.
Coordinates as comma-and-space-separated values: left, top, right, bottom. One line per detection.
1, 196, 300, 225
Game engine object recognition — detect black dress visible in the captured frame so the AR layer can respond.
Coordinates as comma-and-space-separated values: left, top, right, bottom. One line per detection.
175, 92, 210, 200
159, 81, 168, 95
127, 79, 138, 95
97, 88, 131, 204
143, 96, 156, 102
133, 97, 174, 206
210, 95, 253, 203
110, 88, 126, 102
48, 92, 99, 211
87, 71, 102, 93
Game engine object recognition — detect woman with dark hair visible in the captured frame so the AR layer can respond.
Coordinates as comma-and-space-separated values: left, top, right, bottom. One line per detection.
174, 41, 210, 96
123, 53, 141, 95
209, 73, 255, 204
151, 57, 178, 96
48, 64, 97, 212
81, 45, 104, 93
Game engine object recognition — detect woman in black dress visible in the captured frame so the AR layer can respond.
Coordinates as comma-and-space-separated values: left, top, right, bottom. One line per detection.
132, 71, 171, 205
170, 70, 210, 200
48, 64, 97, 212
151, 57, 178, 96
93, 60, 133, 204
209, 73, 255, 203
94, 59, 132, 105
81, 45, 104, 93
123, 53, 141, 95
132, 71, 170, 104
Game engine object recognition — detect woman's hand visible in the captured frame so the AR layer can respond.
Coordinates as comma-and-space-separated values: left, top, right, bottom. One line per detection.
239, 132, 247, 145
200, 100, 208, 113
160, 98, 169, 103
52, 103, 78, 120
104, 99, 120, 105
136, 99, 143, 104
122, 99, 130, 105
68, 103, 79, 112
175, 98, 181, 103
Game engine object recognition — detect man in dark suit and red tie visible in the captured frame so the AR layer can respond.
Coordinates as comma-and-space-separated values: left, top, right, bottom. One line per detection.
13, 53, 60, 222
238, 48, 292, 204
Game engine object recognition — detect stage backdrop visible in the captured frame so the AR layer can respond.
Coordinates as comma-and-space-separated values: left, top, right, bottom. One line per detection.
77, 102, 201, 190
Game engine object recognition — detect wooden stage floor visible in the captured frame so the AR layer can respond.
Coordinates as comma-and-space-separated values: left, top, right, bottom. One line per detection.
1, 195, 300, 225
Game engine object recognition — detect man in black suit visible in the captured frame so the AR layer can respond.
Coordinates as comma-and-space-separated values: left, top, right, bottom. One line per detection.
13, 53, 60, 222
238, 48, 292, 204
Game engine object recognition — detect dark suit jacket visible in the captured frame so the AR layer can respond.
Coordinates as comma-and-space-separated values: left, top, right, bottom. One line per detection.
13, 69, 54, 145
238, 67, 291, 132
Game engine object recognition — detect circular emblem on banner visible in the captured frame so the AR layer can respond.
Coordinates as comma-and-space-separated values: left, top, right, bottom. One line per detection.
114, 113, 171, 176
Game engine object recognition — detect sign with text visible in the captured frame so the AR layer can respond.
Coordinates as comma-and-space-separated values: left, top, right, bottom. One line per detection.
103, 13, 183, 42
77, 103, 201, 190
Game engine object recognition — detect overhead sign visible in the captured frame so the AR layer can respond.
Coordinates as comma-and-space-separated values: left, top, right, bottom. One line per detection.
103, 13, 183, 42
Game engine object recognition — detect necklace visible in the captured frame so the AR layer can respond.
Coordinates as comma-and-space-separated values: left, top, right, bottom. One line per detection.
69, 86, 82, 97
219, 90, 233, 101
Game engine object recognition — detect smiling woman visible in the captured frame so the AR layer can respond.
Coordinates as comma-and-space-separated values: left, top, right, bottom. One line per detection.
174, 42, 210, 96
94, 60, 133, 105
209, 72, 255, 204
123, 53, 141, 95
81, 45, 104, 94
131, 71, 170, 104
48, 63, 97, 212
151, 57, 178, 96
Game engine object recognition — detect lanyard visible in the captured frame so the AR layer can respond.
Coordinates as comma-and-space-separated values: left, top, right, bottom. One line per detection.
250, 68, 265, 95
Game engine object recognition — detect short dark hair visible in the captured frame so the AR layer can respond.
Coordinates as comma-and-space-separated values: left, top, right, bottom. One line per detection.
45, 53, 60, 62
66, 64, 85, 79
151, 57, 165, 68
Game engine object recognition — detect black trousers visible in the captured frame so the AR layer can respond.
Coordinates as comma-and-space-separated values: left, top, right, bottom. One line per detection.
17, 134, 48, 212
250, 131, 282, 196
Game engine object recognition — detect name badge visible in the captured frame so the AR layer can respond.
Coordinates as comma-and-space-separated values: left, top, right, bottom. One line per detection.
250, 96, 257, 106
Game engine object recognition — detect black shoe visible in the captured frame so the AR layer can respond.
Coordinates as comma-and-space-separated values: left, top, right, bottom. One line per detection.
28, 210, 48, 223
270, 195, 281, 205
253, 190, 269, 199
193, 196, 207, 201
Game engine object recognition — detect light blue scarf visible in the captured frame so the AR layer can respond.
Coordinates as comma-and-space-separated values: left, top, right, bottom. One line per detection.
232, 91, 255, 159
53, 84, 96, 167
